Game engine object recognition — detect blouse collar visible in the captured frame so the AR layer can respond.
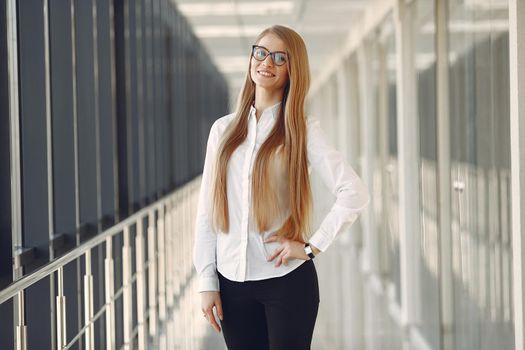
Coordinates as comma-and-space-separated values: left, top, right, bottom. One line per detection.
249, 101, 282, 121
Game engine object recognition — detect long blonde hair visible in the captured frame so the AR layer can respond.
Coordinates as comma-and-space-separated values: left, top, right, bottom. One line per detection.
211, 25, 312, 242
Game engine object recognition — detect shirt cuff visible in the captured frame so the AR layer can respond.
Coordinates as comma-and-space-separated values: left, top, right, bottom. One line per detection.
198, 275, 220, 293
308, 229, 332, 253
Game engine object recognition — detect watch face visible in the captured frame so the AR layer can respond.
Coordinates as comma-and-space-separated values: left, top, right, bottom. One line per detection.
305, 246, 313, 254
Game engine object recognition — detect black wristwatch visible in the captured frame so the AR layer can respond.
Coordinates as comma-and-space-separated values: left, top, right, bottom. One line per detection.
304, 242, 315, 260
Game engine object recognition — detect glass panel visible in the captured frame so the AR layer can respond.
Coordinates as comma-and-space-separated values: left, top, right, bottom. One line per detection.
364, 21, 404, 350
411, 0, 441, 348
448, 0, 513, 348
382, 17, 401, 307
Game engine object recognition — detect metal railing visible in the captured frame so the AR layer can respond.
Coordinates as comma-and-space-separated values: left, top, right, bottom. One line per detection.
0, 178, 202, 350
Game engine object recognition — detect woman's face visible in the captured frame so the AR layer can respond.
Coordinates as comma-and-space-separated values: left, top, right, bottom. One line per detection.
250, 33, 289, 92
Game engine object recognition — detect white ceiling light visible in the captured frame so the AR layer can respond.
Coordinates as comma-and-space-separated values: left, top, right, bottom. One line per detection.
194, 25, 267, 38
421, 19, 509, 34
178, 1, 294, 17
195, 24, 352, 38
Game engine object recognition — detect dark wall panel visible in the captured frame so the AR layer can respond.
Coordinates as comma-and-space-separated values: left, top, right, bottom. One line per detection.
49, 3, 81, 347
19, 0, 49, 268
49, 0, 76, 253
75, 0, 99, 232
75, 5, 105, 347
114, 0, 129, 218
97, 0, 117, 223
18, 1, 51, 347
144, 0, 157, 202
153, 0, 161, 198
128, 0, 141, 211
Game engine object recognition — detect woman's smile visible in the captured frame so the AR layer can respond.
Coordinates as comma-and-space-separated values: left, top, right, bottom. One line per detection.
257, 70, 275, 78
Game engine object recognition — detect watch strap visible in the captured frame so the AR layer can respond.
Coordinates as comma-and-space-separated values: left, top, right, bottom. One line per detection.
304, 242, 315, 259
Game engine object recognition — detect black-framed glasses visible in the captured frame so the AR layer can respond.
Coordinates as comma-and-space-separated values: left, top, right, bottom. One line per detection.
251, 45, 288, 66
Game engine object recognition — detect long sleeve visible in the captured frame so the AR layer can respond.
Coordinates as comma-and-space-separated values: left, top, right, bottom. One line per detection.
193, 121, 220, 292
307, 116, 370, 252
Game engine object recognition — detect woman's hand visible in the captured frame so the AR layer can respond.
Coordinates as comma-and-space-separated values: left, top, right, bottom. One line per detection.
200, 291, 223, 333
265, 236, 319, 267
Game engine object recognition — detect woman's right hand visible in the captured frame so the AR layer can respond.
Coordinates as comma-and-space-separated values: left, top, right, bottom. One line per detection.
200, 291, 224, 333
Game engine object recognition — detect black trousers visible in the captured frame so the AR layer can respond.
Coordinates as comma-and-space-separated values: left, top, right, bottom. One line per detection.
218, 260, 320, 350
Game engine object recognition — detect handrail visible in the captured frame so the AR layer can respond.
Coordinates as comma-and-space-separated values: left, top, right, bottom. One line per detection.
0, 177, 199, 305
1, 176, 204, 350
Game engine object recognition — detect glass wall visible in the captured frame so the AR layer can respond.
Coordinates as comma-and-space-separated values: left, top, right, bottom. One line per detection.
448, 0, 513, 349
307, 0, 518, 348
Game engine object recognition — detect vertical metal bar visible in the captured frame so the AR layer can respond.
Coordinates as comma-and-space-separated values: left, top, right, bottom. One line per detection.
84, 251, 94, 350
91, 1, 104, 346
356, 42, 378, 274
158, 206, 166, 322
122, 226, 133, 349
108, 0, 119, 221
509, 0, 525, 348
436, 0, 453, 349
394, 0, 421, 325
148, 211, 157, 337
7, 0, 24, 348
104, 237, 115, 349
136, 217, 147, 350
43, 0, 53, 246
136, 0, 146, 207
7, 0, 21, 261
15, 289, 27, 350
92, 0, 101, 220
56, 267, 67, 350
70, 0, 84, 343
123, 0, 134, 209
43, 0, 57, 347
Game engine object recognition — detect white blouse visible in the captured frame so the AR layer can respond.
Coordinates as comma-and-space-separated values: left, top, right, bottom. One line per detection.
193, 101, 370, 292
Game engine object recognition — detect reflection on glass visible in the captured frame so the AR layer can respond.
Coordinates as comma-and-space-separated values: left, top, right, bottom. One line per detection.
448, 0, 513, 348
381, 17, 402, 308
410, 0, 441, 348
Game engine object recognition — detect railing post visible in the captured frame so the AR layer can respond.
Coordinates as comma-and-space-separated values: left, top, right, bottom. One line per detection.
148, 211, 158, 337
84, 250, 94, 350
56, 267, 67, 350
165, 204, 171, 306
136, 217, 147, 350
104, 237, 115, 349
122, 226, 133, 350
173, 194, 181, 298
165, 201, 175, 350
7, 0, 25, 346
15, 289, 27, 350
158, 206, 166, 323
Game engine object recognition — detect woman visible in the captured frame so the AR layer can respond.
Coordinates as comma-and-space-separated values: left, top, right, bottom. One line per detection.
193, 25, 369, 350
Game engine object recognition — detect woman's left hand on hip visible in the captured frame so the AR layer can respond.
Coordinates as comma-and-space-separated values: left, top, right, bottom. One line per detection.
264, 236, 310, 267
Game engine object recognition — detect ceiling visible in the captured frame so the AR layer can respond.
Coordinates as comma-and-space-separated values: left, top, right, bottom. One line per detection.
171, 0, 369, 106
